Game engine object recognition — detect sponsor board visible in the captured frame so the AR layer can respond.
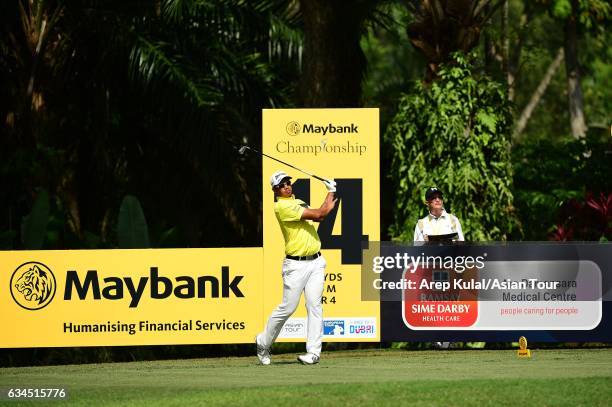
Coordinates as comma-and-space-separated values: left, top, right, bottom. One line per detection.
324, 318, 377, 339
2, 109, 381, 348
1, 248, 263, 347
371, 243, 611, 341
279, 317, 376, 339
399, 260, 602, 331
262, 108, 381, 342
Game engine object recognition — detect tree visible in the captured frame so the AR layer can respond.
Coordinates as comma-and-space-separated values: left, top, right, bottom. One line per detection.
387, 53, 517, 241
552, 0, 610, 138
563, 0, 587, 137
299, 0, 384, 106
513, 47, 564, 140
403, 0, 505, 80
0, 0, 302, 249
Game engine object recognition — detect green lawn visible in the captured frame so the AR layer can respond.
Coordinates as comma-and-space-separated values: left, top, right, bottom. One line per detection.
1, 349, 611, 406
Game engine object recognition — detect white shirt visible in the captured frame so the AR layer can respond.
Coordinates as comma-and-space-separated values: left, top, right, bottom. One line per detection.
413, 209, 464, 242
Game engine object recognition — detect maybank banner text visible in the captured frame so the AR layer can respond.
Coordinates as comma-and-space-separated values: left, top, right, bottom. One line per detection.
1, 248, 262, 347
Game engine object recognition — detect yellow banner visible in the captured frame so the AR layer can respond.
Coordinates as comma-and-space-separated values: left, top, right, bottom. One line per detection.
2, 108, 381, 348
1, 248, 263, 347
262, 108, 380, 341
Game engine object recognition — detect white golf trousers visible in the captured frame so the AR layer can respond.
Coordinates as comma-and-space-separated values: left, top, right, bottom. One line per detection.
260, 255, 326, 356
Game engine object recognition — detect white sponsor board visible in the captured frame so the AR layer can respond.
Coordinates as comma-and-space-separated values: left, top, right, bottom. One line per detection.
278, 317, 377, 339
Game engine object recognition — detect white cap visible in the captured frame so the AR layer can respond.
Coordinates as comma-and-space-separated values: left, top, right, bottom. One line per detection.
270, 170, 291, 187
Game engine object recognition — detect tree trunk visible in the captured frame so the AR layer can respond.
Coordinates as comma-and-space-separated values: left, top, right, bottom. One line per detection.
564, 0, 587, 138
483, 30, 493, 69
513, 48, 564, 140
483, 3, 498, 72
507, 11, 531, 103
501, 0, 510, 99
299, 0, 366, 107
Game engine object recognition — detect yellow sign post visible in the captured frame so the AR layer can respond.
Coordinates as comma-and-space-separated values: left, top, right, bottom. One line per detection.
262, 108, 380, 341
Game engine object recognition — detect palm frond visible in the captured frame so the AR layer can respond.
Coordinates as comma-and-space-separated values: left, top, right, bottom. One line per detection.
129, 35, 223, 107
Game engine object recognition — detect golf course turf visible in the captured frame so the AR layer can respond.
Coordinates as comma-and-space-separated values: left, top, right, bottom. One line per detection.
1, 348, 610, 406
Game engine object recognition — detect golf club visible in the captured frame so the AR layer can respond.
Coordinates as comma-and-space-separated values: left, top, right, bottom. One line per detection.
237, 145, 330, 183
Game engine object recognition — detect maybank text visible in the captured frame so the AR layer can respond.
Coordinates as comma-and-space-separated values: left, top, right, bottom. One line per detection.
64, 266, 244, 307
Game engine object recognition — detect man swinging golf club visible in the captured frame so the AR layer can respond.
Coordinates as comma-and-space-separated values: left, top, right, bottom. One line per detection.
256, 170, 337, 365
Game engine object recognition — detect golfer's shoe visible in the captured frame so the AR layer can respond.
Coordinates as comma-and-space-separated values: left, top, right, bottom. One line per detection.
297, 353, 320, 365
255, 334, 271, 365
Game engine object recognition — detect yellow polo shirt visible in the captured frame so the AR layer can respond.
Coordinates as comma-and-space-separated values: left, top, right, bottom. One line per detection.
274, 196, 321, 256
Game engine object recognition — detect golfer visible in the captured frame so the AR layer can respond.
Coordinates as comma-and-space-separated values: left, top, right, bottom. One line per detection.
256, 170, 337, 365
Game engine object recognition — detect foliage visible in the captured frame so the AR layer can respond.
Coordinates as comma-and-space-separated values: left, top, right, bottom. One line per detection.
581, 28, 612, 130
20, 189, 49, 249
551, 192, 612, 241
403, 0, 505, 79
387, 52, 517, 242
512, 132, 612, 240
361, 4, 428, 239
117, 195, 150, 249
0, 0, 303, 249
362, 4, 425, 123
551, 0, 610, 28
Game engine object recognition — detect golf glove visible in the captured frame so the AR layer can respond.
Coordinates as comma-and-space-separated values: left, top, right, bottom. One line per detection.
323, 179, 337, 192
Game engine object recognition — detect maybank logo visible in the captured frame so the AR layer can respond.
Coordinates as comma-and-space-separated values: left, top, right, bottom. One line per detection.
63, 266, 244, 308
286, 122, 359, 136
10, 262, 57, 310
286, 121, 301, 136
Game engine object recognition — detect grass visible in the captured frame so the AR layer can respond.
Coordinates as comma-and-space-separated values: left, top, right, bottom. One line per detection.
0, 348, 611, 406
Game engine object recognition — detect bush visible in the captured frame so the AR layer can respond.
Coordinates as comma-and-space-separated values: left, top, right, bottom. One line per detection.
387, 52, 517, 241
513, 132, 612, 240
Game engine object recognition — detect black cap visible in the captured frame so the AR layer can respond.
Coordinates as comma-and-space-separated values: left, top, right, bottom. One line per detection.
425, 187, 443, 201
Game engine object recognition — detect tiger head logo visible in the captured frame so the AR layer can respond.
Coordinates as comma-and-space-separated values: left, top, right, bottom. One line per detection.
10, 262, 56, 310
286, 121, 301, 136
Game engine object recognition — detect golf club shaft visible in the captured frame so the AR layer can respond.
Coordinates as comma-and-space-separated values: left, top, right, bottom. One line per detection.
245, 146, 328, 182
